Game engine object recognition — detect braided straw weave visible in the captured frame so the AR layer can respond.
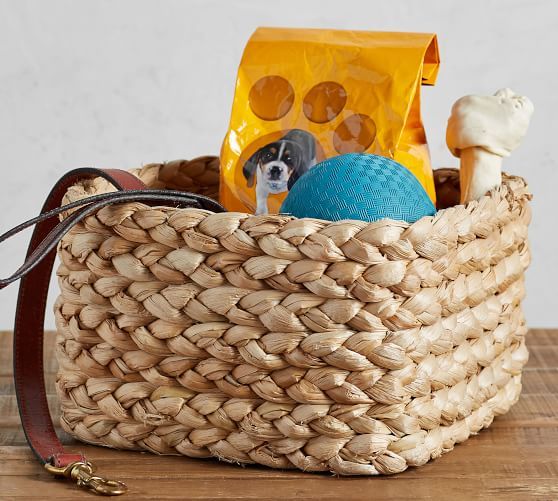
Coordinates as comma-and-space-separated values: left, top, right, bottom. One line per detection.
54, 157, 532, 475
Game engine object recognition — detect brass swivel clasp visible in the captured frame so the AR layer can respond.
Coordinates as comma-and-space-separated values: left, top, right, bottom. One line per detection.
45, 460, 128, 496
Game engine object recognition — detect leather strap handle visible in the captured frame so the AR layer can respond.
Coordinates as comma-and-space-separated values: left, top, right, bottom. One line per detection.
2, 167, 225, 495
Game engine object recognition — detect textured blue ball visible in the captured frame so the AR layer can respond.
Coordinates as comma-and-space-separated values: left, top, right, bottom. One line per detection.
280, 153, 436, 223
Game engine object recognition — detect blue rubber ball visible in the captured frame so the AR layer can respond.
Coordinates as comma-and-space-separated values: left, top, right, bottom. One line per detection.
280, 153, 436, 223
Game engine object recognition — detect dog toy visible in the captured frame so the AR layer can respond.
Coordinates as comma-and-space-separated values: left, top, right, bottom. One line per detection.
279, 153, 436, 223
446, 88, 534, 204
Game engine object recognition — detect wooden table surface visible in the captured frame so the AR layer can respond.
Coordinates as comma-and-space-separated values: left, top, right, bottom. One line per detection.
1, 329, 557, 500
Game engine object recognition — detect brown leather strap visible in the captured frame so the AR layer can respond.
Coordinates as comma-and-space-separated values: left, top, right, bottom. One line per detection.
2, 167, 224, 491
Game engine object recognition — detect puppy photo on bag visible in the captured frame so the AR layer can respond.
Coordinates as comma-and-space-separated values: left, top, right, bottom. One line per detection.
242, 129, 316, 214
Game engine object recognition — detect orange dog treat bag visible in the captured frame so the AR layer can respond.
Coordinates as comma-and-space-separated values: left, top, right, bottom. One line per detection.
220, 27, 440, 214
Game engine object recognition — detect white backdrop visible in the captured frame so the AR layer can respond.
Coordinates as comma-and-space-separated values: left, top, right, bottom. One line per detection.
0, 0, 556, 328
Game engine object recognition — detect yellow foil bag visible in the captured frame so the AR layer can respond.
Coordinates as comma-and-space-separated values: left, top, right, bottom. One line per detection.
220, 27, 440, 214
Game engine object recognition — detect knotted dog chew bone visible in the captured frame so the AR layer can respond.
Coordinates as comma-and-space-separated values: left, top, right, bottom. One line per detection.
446, 88, 533, 203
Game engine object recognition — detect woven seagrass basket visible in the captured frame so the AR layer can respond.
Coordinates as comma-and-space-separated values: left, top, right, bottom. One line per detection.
54, 156, 532, 475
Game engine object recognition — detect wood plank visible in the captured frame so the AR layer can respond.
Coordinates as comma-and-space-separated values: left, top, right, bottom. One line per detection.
0, 330, 59, 375
0, 477, 556, 501
1, 443, 558, 500
0, 454, 557, 500
520, 368, 558, 394
526, 346, 558, 369
524, 328, 558, 346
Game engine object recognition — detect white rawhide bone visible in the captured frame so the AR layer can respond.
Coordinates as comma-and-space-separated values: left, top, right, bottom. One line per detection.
446, 88, 533, 204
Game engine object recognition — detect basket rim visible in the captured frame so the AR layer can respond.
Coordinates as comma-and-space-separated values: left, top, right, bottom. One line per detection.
61, 159, 531, 230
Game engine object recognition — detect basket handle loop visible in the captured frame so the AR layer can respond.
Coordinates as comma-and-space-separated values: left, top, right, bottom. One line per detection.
1, 167, 225, 495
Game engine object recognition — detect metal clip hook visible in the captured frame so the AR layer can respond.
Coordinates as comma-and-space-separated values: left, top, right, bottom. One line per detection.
45, 460, 128, 496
